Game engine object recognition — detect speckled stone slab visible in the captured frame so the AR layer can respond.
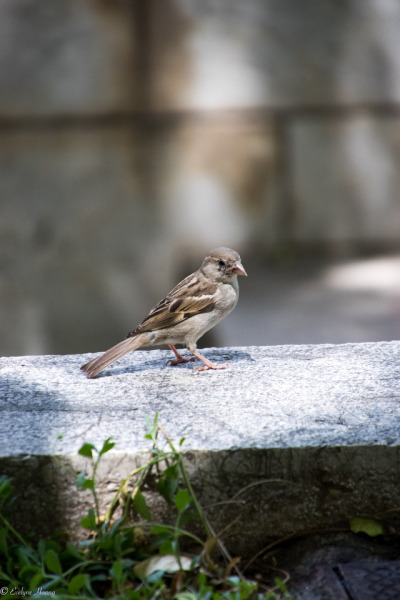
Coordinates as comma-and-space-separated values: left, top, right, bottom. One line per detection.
1, 342, 400, 455
1, 342, 400, 553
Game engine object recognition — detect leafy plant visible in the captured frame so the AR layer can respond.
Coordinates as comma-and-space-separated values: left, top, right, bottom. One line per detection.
0, 414, 294, 599
349, 517, 385, 537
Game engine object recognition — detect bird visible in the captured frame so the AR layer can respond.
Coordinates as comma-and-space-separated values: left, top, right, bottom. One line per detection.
81, 247, 247, 378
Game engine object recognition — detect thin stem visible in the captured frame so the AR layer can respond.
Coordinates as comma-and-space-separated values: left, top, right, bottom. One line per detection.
105, 453, 174, 523
91, 456, 101, 521
158, 424, 212, 539
158, 424, 244, 579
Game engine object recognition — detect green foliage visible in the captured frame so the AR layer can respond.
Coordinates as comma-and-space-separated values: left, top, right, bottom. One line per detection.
349, 516, 385, 537
0, 417, 293, 600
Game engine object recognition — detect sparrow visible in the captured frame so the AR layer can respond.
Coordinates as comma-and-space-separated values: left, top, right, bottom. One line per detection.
81, 247, 247, 378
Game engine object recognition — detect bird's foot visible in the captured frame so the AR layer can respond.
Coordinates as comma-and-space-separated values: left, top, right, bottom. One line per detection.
166, 345, 197, 366
167, 356, 197, 366
194, 361, 229, 372
190, 349, 230, 372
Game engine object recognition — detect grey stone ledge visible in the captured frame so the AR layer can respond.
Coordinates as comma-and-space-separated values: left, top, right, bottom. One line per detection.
1, 342, 400, 554
1, 342, 400, 454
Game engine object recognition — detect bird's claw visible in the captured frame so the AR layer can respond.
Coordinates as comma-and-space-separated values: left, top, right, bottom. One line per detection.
194, 361, 230, 372
166, 356, 197, 366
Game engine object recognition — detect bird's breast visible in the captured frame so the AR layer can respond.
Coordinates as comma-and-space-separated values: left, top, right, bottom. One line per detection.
214, 280, 239, 314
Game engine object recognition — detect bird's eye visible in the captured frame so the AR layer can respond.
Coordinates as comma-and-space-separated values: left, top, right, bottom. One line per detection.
218, 259, 225, 267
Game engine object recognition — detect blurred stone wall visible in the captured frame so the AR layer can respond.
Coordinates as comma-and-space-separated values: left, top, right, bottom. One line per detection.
1, 0, 400, 356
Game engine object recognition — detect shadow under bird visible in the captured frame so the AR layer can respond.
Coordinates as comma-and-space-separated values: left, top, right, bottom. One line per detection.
81, 247, 247, 378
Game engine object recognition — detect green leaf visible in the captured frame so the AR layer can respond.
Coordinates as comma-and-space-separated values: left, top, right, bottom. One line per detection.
132, 489, 151, 520
158, 474, 179, 505
109, 517, 124, 536
37, 539, 46, 560
68, 573, 86, 594
18, 564, 40, 586
65, 541, 82, 560
112, 533, 122, 557
17, 545, 38, 566
197, 572, 207, 588
0, 476, 13, 502
144, 413, 159, 441
160, 464, 180, 499
75, 471, 87, 489
165, 464, 179, 479
175, 489, 192, 513
150, 524, 171, 536
99, 437, 115, 456
80, 508, 96, 530
83, 573, 99, 596
45, 539, 61, 553
350, 517, 384, 537
159, 539, 176, 556
110, 559, 123, 584
44, 548, 62, 575
78, 442, 96, 459
29, 571, 44, 591
81, 478, 95, 491
174, 593, 197, 600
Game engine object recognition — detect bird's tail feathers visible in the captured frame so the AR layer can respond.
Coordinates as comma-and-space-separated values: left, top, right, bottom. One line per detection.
80, 333, 151, 378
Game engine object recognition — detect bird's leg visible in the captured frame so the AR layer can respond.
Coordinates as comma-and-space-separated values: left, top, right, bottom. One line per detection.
166, 345, 197, 366
190, 349, 229, 371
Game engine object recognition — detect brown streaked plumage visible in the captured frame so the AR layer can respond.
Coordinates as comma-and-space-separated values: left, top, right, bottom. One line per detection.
81, 247, 247, 378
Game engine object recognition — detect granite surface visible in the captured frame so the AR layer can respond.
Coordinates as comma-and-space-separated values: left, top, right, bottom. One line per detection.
1, 342, 399, 456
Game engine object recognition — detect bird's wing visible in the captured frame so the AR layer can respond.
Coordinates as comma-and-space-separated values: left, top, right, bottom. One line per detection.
127, 274, 217, 336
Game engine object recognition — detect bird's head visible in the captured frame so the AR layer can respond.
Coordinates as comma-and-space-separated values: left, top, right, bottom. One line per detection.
201, 247, 247, 283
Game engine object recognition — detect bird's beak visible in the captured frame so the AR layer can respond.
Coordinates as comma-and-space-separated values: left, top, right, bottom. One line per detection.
232, 261, 247, 276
